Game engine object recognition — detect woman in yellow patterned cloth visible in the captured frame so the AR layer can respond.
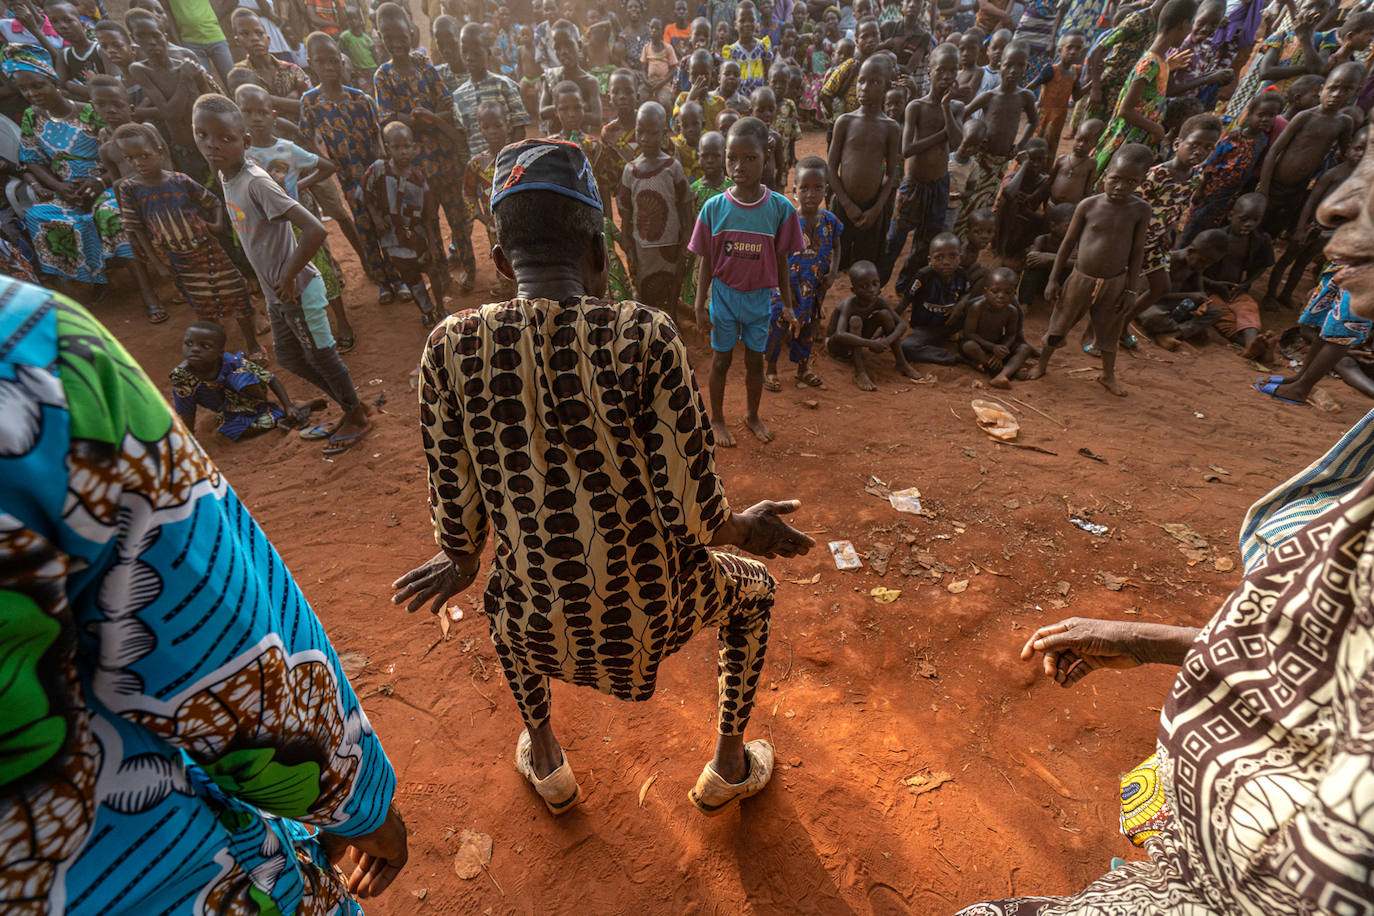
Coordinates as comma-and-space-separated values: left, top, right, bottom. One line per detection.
955, 128, 1374, 915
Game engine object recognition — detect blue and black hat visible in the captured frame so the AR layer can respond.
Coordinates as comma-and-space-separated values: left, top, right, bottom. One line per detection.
490, 139, 603, 213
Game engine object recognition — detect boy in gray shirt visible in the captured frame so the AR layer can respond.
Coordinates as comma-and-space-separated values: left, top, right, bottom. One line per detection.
192, 93, 371, 454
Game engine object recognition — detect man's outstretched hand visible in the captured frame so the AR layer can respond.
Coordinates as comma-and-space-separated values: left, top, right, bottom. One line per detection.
1020, 617, 1200, 688
725, 500, 816, 558
392, 551, 480, 614
323, 803, 408, 898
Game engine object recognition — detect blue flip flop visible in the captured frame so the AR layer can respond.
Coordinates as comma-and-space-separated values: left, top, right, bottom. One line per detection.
1120, 334, 1140, 350
1254, 376, 1305, 406
298, 422, 336, 440
322, 428, 369, 455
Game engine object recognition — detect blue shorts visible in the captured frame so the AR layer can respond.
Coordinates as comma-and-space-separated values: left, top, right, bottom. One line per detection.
709, 280, 772, 353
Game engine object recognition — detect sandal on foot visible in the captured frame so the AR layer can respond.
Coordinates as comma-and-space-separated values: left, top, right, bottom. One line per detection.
245, 347, 270, 365
298, 421, 336, 440
1120, 334, 1140, 350
322, 427, 369, 455
763, 374, 782, 392
1082, 344, 1101, 357
515, 730, 583, 815
146, 304, 169, 324
1253, 376, 1305, 406
799, 371, 824, 387
336, 334, 356, 353
397, 288, 414, 302
378, 290, 396, 306
688, 740, 775, 817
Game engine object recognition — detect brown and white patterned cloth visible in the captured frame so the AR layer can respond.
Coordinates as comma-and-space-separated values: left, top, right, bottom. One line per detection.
957, 476, 1374, 915
419, 296, 775, 734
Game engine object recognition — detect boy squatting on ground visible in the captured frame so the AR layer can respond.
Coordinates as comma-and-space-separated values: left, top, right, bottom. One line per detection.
1029, 144, 1152, 398
192, 93, 372, 456
825, 259, 929, 390
690, 117, 804, 447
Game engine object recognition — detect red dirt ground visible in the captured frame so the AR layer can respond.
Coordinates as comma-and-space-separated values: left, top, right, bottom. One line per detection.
94, 130, 1363, 914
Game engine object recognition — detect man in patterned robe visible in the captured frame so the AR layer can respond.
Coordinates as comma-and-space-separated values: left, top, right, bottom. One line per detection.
393, 139, 814, 817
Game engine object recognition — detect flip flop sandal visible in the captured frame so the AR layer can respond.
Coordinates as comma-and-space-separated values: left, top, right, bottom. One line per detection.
397, 288, 414, 302
1120, 334, 1140, 350
1082, 344, 1101, 357
688, 739, 775, 817
378, 290, 396, 306
336, 334, 356, 353
801, 372, 825, 387
322, 428, 369, 455
763, 374, 782, 392
146, 304, 170, 324
515, 730, 583, 815
298, 422, 336, 440
1253, 376, 1305, 406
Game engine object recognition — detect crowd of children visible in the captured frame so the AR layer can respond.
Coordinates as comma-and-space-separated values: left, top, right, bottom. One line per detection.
3, 0, 1374, 451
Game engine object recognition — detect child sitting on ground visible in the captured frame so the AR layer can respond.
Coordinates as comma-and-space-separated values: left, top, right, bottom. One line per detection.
826, 259, 926, 389
1257, 61, 1362, 242
1137, 228, 1228, 349
1029, 144, 1152, 397
113, 122, 263, 358
993, 137, 1049, 259
956, 40, 1036, 236
462, 100, 511, 295
900, 231, 967, 366
961, 266, 1034, 387
1265, 123, 1368, 309
1203, 191, 1274, 355
1018, 201, 1073, 307
689, 116, 804, 446
193, 94, 370, 455
1043, 117, 1101, 209
170, 320, 321, 439
618, 100, 694, 320
363, 121, 448, 328
828, 55, 901, 268
765, 155, 840, 391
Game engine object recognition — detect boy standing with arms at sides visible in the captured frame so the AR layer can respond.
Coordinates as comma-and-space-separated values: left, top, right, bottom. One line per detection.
603, 68, 644, 165
682, 129, 733, 318
725, 1, 775, 97
1045, 118, 1104, 209
690, 116, 804, 447
749, 86, 787, 190
1256, 61, 1361, 242
824, 259, 926, 390
373, 4, 470, 289
828, 56, 901, 270
537, 19, 602, 133
674, 100, 706, 183
363, 121, 447, 327
952, 28, 986, 103
192, 94, 370, 455
1027, 30, 1084, 158
1028, 144, 1152, 397
764, 155, 841, 391
955, 41, 1036, 237
300, 31, 405, 306
884, 41, 961, 294
619, 101, 694, 321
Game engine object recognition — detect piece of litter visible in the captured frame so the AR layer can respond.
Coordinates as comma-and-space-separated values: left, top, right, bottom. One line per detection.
871, 586, 902, 603
903, 770, 954, 797
888, 487, 923, 515
829, 541, 862, 569
946, 579, 969, 594
638, 771, 659, 806
1004, 498, 1021, 510
1100, 572, 1127, 592
1070, 517, 1109, 536
1308, 387, 1342, 413
1213, 556, 1235, 572
864, 475, 892, 498
447, 604, 463, 620
1208, 464, 1231, 476
439, 612, 451, 639
1194, 411, 1205, 419
337, 650, 370, 678
453, 830, 493, 880
368, 377, 384, 385
786, 573, 822, 586
1162, 523, 1208, 550
971, 399, 1020, 441
870, 543, 894, 576
1077, 447, 1107, 463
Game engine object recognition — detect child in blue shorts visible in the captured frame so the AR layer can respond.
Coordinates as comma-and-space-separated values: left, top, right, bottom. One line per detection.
689, 116, 804, 446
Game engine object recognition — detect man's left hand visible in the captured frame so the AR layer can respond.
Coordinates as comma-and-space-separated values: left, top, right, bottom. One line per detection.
734, 500, 815, 559
392, 551, 480, 614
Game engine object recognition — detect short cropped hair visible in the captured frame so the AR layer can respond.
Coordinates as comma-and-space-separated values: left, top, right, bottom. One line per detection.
1178, 112, 1222, 138
112, 121, 162, 147
1342, 10, 1374, 35
728, 115, 770, 150
192, 93, 245, 130
226, 66, 266, 92
187, 319, 227, 347
1109, 142, 1154, 170
1158, 0, 1197, 34
1192, 228, 1229, 256
493, 189, 603, 268
86, 73, 125, 93
795, 154, 826, 174
93, 19, 130, 38
124, 8, 159, 29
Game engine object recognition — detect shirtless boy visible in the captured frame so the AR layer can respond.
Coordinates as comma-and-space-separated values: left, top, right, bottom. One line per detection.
127, 9, 219, 178
1046, 118, 1105, 208
884, 41, 962, 293
952, 27, 985, 103
955, 41, 1037, 235
827, 56, 902, 269
1257, 61, 1362, 240
961, 266, 1034, 387
826, 260, 927, 389
1029, 144, 1152, 397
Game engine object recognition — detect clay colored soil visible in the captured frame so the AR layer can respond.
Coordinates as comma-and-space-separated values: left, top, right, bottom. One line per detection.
98, 136, 1359, 915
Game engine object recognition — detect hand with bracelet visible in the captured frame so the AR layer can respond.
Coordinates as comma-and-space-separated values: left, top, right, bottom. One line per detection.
1020, 617, 1201, 687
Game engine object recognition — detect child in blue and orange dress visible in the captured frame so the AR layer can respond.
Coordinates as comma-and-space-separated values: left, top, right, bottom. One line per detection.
171, 320, 323, 440
765, 155, 840, 390
1182, 90, 1282, 242
111, 122, 264, 359
300, 31, 405, 305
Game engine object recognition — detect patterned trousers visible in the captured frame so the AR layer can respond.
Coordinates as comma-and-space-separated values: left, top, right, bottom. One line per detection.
339, 176, 404, 295
489, 550, 774, 736
431, 168, 475, 280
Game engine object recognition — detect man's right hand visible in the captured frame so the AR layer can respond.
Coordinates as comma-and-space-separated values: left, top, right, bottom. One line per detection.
392, 551, 480, 614
1019, 618, 1198, 687
730, 500, 815, 559
327, 803, 408, 898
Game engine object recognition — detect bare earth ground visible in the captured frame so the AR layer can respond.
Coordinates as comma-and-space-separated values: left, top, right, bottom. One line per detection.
93, 129, 1364, 914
